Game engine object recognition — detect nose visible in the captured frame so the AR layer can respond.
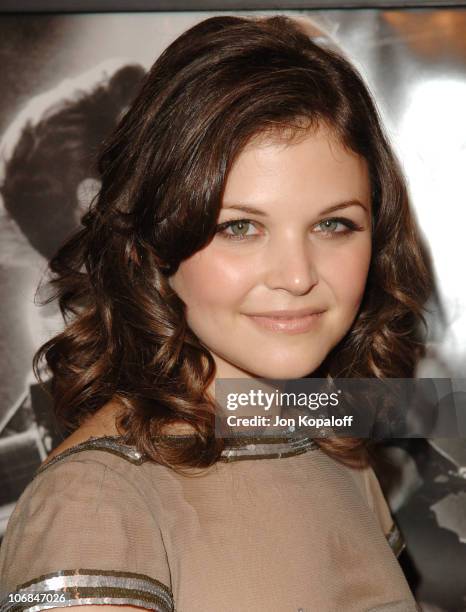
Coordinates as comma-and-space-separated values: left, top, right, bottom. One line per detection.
264, 234, 318, 295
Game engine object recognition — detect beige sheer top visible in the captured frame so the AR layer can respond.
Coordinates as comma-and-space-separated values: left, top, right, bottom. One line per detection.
0, 434, 419, 612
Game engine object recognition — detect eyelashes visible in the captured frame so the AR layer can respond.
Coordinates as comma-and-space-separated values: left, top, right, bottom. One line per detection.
214, 217, 364, 242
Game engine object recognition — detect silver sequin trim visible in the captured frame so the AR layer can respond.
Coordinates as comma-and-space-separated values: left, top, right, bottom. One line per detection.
33, 434, 319, 478
386, 522, 406, 559
220, 436, 318, 462
33, 435, 146, 479
1, 568, 173, 612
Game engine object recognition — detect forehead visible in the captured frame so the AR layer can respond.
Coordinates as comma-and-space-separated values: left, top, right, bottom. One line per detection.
223, 122, 371, 209
244, 116, 344, 147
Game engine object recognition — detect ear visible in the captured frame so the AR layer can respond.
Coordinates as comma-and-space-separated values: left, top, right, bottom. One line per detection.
167, 272, 177, 292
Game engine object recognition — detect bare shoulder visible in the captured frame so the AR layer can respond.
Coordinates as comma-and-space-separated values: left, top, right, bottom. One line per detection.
40, 400, 126, 468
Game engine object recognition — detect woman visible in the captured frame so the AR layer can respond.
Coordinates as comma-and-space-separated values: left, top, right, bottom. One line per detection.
0, 14, 433, 612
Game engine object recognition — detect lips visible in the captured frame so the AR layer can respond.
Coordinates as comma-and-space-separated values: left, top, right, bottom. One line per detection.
246, 308, 325, 318
245, 311, 325, 334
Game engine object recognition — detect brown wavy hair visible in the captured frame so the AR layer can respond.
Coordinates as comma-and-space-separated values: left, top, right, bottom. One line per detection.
33, 14, 436, 473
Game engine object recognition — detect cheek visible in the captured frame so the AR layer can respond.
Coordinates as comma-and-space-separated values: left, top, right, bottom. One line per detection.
170, 248, 254, 314
320, 240, 371, 308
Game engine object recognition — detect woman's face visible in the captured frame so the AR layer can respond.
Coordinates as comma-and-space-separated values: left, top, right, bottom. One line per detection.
168, 124, 372, 380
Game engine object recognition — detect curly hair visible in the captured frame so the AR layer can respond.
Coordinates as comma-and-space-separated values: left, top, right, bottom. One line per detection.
32, 15, 436, 473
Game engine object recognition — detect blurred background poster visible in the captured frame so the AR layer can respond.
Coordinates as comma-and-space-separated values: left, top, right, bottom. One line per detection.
0, 4, 465, 610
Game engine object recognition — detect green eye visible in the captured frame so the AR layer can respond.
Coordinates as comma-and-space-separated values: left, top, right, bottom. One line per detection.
215, 216, 362, 243
319, 219, 339, 232
229, 220, 251, 236
315, 217, 360, 236
215, 219, 256, 241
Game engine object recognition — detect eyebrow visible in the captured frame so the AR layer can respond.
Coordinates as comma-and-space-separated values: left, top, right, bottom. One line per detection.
222, 200, 368, 217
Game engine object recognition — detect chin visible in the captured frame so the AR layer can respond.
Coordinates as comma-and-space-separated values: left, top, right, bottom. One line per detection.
243, 358, 326, 380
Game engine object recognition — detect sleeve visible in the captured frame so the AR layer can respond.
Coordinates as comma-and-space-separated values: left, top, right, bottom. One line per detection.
362, 466, 406, 559
0, 458, 174, 612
